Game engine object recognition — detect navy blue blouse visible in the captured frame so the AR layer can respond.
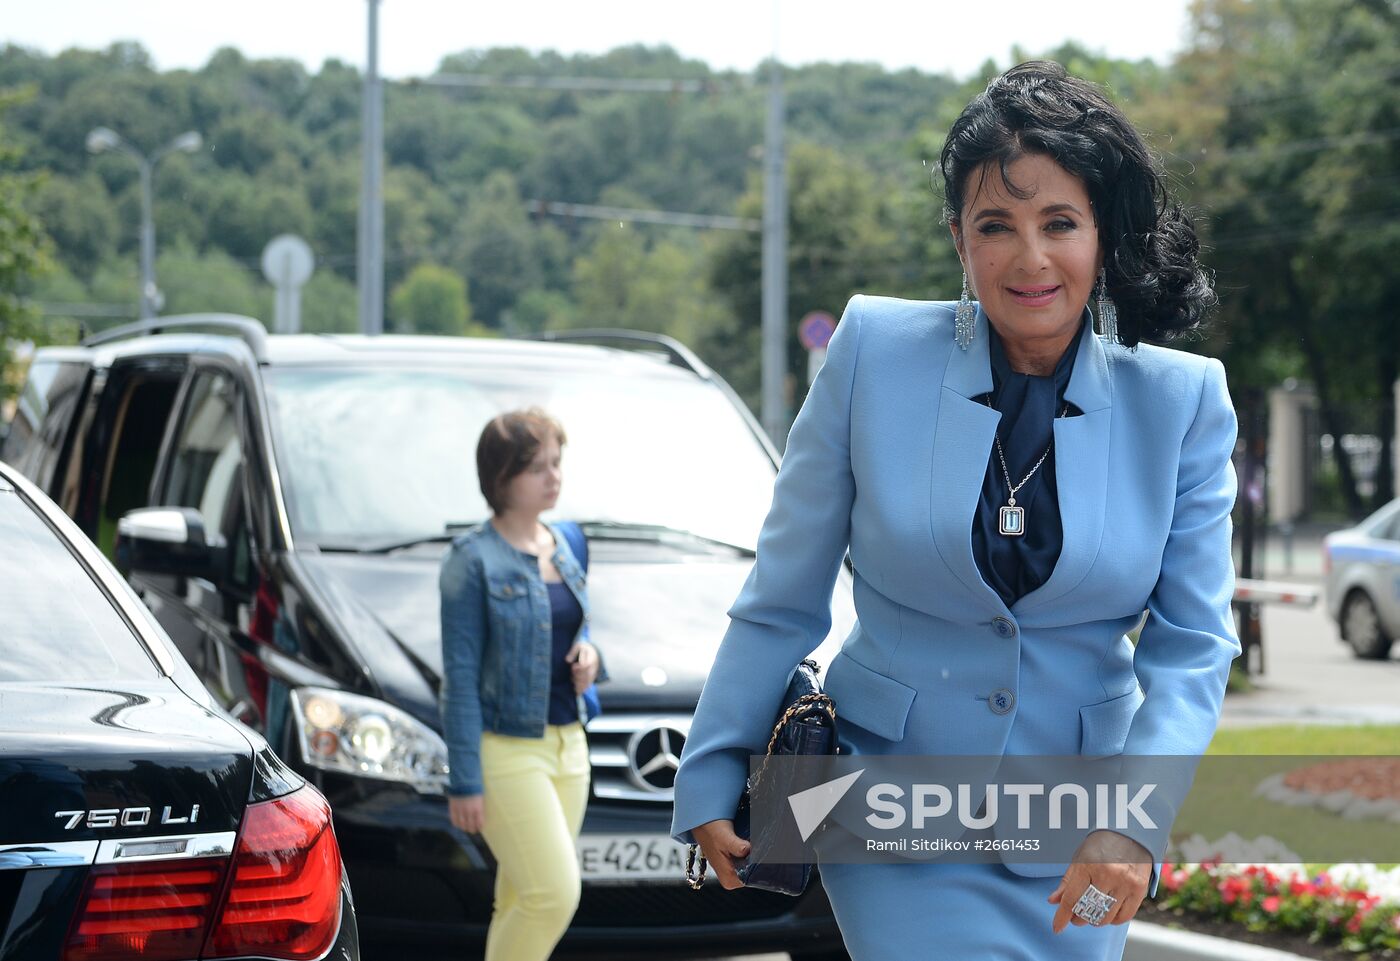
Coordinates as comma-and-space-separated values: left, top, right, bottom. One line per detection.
971, 324, 1085, 607
545, 580, 585, 724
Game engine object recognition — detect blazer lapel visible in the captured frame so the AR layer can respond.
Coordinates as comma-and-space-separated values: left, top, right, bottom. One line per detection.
928, 308, 1007, 616
1013, 312, 1113, 615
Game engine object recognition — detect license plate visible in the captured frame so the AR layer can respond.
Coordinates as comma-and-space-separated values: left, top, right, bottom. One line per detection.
577, 834, 689, 882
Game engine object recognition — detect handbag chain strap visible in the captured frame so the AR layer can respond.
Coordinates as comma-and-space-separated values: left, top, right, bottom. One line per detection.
684, 691, 837, 890
765, 693, 835, 755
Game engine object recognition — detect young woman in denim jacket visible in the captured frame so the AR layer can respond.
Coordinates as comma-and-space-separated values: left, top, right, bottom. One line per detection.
439, 408, 605, 961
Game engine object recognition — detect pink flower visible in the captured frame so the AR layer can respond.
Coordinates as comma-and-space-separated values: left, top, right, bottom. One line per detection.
1262, 895, 1281, 914
1219, 877, 1250, 906
1163, 869, 1188, 893
1346, 912, 1364, 934
1289, 878, 1314, 896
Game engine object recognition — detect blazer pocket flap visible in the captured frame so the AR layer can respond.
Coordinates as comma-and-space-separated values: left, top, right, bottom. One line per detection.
1079, 687, 1144, 757
823, 651, 916, 743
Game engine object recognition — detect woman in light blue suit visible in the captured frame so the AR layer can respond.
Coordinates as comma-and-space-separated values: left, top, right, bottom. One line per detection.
672, 62, 1239, 959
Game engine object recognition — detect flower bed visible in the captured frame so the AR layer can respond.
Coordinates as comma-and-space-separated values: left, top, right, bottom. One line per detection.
1152, 859, 1400, 956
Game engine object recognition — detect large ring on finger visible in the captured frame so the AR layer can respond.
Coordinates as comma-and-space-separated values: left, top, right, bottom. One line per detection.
1071, 883, 1117, 926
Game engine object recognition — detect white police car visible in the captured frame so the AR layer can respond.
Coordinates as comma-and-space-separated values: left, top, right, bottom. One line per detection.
1323, 499, 1400, 659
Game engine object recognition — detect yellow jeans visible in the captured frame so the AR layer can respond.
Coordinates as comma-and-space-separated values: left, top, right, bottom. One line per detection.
479, 723, 590, 961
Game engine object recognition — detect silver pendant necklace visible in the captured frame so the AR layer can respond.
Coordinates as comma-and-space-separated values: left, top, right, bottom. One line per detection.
992, 403, 1070, 537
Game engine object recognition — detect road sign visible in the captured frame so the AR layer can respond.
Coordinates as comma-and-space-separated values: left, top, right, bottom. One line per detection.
261, 234, 315, 334
798, 310, 837, 352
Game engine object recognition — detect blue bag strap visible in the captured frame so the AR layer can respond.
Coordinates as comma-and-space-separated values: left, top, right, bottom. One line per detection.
559, 521, 588, 573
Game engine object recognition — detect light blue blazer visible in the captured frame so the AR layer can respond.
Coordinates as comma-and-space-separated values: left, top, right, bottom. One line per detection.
670, 295, 1240, 895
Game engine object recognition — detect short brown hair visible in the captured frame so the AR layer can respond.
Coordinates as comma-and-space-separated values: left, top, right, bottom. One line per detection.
476, 408, 567, 514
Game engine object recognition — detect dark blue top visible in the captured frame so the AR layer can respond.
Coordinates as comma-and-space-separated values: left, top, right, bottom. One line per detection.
971, 324, 1085, 607
546, 580, 585, 724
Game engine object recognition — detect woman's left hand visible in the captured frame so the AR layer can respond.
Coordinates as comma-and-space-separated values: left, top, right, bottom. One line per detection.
1048, 830, 1153, 932
567, 641, 600, 693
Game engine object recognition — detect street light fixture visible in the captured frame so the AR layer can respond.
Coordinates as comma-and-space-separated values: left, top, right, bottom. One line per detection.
86, 126, 203, 320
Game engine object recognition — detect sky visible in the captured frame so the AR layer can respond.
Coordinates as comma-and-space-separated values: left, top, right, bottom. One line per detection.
2, 0, 1194, 79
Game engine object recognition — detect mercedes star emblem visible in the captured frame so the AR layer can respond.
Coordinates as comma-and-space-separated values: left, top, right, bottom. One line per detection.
627, 725, 686, 791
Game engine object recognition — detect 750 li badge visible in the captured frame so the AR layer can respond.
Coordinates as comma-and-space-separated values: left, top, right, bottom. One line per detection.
54, 805, 201, 829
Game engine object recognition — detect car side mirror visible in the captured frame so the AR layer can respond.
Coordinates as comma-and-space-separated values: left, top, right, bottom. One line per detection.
117, 507, 227, 580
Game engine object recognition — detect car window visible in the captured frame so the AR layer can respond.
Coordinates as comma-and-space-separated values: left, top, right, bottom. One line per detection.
163, 370, 244, 537
1371, 509, 1400, 542
93, 371, 183, 559
3, 358, 89, 491
264, 364, 777, 550
0, 489, 158, 682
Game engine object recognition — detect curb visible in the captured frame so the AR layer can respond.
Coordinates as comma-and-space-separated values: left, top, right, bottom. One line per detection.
1126, 920, 1312, 960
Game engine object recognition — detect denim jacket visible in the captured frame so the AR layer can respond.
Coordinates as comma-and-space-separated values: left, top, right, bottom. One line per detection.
439, 521, 608, 796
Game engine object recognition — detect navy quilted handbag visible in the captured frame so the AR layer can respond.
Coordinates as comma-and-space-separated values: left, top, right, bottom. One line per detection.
685, 659, 837, 895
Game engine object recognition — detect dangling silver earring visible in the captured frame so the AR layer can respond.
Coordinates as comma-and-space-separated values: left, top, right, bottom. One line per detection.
955, 272, 976, 350
1095, 267, 1118, 344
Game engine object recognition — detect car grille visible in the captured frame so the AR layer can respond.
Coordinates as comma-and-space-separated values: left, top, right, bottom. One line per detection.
586, 713, 691, 804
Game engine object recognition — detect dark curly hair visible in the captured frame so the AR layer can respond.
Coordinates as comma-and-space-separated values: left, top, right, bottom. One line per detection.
940, 60, 1215, 346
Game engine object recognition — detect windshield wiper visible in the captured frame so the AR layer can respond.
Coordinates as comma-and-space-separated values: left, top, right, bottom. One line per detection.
327, 521, 754, 557
333, 522, 484, 555
575, 521, 756, 557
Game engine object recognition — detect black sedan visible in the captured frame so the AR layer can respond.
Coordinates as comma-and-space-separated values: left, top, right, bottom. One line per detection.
0, 459, 359, 961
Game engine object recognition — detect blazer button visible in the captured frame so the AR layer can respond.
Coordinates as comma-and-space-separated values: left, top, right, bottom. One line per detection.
992, 617, 1016, 638
988, 689, 1015, 715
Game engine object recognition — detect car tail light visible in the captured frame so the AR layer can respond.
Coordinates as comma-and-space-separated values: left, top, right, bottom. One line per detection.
204, 785, 342, 960
63, 860, 228, 961
62, 784, 342, 961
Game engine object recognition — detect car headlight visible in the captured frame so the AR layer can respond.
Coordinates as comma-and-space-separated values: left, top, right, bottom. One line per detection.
289, 686, 449, 794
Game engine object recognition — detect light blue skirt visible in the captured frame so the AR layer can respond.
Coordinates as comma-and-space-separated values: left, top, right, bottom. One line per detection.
817, 858, 1133, 960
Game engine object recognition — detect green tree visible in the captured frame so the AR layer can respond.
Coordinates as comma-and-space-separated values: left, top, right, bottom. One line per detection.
510, 289, 575, 333
389, 262, 477, 335
0, 88, 52, 400
156, 242, 270, 319
1170, 0, 1400, 514
300, 271, 358, 333
570, 226, 731, 346
703, 141, 910, 414
31, 173, 118, 280
199, 172, 314, 261
206, 110, 312, 175
449, 171, 566, 328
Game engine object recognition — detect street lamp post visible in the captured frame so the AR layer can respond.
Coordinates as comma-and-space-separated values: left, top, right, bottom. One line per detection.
86, 127, 202, 320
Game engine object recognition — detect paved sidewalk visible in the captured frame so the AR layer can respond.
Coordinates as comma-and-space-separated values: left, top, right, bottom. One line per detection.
1219, 580, 1400, 728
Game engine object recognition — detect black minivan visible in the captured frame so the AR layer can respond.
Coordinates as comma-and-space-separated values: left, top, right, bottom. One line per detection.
3, 315, 856, 959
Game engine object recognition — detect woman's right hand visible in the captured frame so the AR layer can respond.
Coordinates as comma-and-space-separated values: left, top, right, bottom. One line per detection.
448, 794, 485, 834
691, 819, 751, 889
